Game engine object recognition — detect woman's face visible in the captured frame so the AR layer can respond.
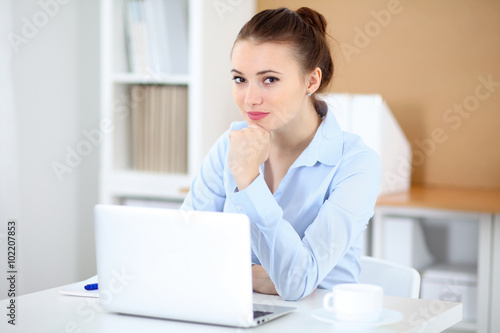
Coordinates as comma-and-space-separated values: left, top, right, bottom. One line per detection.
231, 40, 311, 133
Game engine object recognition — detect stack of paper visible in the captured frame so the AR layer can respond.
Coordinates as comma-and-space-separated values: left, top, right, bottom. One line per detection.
131, 85, 188, 173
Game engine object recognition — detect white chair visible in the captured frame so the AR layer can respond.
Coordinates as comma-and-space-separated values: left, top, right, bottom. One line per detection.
359, 256, 421, 298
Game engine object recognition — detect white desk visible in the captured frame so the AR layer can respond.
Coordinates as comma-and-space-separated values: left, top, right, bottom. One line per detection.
0, 282, 461, 333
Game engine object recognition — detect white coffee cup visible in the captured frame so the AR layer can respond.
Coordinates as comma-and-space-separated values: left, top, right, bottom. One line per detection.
323, 283, 383, 322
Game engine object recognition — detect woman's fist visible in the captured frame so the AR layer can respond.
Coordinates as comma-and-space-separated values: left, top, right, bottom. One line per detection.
228, 125, 271, 190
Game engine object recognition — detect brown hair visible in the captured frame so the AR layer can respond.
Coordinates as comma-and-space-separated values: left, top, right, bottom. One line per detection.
234, 7, 333, 118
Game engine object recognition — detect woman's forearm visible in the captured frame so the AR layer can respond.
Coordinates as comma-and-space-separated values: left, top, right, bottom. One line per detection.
252, 264, 278, 295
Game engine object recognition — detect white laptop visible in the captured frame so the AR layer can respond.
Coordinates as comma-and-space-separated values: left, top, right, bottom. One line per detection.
94, 204, 296, 327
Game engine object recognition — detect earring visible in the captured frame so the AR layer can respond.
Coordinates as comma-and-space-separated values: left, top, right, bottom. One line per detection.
307, 92, 312, 97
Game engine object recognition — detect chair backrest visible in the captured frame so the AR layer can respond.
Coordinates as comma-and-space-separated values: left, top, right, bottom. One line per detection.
359, 256, 421, 298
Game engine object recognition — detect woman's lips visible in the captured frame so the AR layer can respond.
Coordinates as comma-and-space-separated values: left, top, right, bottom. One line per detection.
247, 112, 269, 120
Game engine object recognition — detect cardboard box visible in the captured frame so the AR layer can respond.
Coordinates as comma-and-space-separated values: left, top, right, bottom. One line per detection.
420, 264, 477, 321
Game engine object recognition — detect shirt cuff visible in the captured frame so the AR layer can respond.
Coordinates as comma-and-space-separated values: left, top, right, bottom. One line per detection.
228, 173, 281, 225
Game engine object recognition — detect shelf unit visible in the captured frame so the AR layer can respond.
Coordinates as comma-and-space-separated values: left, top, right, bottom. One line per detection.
99, 0, 256, 204
373, 186, 500, 332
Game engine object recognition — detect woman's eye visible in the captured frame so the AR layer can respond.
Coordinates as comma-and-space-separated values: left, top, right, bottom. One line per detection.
264, 77, 279, 84
232, 76, 246, 84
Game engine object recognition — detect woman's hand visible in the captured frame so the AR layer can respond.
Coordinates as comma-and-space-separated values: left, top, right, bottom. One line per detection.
252, 264, 278, 295
228, 125, 270, 191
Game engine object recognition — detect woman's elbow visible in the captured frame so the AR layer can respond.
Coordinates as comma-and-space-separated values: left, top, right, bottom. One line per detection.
276, 276, 315, 301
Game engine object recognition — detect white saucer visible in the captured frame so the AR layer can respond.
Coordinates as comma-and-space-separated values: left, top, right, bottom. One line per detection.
311, 308, 403, 330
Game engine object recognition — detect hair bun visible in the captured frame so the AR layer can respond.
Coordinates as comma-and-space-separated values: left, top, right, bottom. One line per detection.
296, 7, 327, 35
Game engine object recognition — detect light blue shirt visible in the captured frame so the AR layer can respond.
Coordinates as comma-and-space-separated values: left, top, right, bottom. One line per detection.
181, 109, 382, 301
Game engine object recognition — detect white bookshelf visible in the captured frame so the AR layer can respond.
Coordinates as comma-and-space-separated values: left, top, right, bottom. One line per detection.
112, 73, 190, 85
373, 185, 500, 332
99, 0, 255, 204
373, 207, 490, 332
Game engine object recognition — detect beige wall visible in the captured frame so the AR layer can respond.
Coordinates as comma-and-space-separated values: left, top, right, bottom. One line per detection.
258, 0, 500, 190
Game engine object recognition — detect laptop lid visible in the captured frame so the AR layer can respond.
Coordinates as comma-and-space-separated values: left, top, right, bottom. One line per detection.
95, 204, 256, 327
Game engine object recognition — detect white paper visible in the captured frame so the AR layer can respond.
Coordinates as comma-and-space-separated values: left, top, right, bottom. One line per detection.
58, 275, 99, 298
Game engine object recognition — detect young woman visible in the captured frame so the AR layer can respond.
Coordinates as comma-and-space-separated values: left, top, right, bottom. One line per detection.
182, 7, 381, 301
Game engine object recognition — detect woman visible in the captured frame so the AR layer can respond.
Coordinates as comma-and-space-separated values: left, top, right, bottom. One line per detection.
182, 7, 381, 301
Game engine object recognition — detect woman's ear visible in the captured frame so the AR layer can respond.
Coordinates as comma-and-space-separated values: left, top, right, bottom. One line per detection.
306, 67, 322, 95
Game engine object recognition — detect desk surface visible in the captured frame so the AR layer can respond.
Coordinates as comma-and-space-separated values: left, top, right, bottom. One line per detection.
1, 280, 462, 333
377, 185, 500, 213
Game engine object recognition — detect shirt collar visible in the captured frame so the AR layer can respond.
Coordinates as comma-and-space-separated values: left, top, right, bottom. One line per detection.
294, 108, 344, 168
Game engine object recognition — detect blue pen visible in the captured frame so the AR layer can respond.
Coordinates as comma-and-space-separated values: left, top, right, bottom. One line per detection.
84, 283, 98, 291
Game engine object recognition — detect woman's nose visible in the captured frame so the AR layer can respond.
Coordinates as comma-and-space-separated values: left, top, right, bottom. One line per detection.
244, 83, 263, 106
